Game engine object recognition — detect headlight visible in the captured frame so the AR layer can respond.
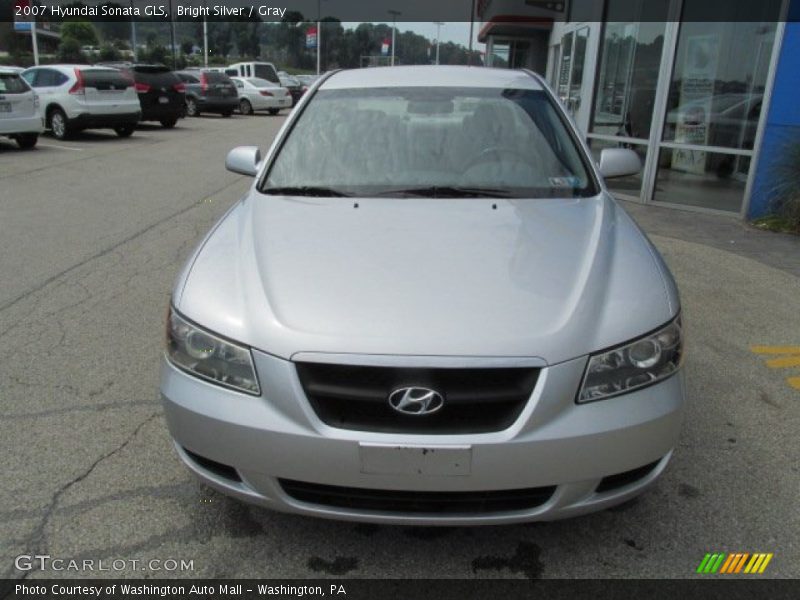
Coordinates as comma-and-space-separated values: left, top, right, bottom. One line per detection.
166, 307, 260, 395
577, 317, 683, 403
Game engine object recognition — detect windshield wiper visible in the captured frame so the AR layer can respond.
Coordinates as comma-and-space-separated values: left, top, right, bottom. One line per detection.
374, 186, 512, 198
263, 186, 351, 197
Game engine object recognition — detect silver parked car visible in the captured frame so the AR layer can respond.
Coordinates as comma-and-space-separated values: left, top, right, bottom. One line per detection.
161, 66, 685, 525
230, 77, 292, 115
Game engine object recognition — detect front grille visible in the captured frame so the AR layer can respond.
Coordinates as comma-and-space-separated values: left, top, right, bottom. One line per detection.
595, 460, 660, 493
295, 363, 539, 434
279, 479, 556, 514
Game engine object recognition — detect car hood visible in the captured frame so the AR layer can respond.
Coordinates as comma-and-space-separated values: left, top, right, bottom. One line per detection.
176, 192, 679, 364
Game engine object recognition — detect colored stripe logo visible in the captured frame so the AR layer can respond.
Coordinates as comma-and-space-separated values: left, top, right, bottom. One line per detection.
696, 552, 773, 574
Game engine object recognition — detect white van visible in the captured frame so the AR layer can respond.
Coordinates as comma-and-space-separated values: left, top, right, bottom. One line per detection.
224, 62, 280, 85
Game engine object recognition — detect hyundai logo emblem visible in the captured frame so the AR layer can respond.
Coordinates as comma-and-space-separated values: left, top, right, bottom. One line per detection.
388, 387, 444, 416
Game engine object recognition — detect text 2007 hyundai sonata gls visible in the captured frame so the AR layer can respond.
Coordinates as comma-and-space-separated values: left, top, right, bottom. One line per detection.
161, 66, 684, 525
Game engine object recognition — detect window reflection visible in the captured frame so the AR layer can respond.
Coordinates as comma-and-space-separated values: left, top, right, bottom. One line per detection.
591, 0, 669, 139
662, 21, 777, 150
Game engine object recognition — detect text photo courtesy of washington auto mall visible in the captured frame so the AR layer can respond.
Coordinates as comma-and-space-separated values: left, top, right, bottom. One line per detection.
1, 0, 799, 598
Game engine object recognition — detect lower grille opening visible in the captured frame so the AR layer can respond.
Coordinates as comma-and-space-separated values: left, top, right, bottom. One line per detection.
279, 479, 556, 514
595, 460, 660, 493
183, 447, 242, 483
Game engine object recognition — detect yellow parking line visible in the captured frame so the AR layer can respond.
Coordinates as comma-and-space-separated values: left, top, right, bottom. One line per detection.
787, 377, 800, 390
765, 356, 800, 368
750, 345, 800, 355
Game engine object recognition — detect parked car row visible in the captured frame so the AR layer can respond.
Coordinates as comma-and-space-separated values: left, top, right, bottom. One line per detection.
1, 61, 313, 149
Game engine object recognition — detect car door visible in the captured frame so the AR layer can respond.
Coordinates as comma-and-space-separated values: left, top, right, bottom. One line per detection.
23, 68, 67, 106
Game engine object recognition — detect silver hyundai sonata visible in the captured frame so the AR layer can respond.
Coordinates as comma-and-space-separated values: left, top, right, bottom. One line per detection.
161, 66, 685, 525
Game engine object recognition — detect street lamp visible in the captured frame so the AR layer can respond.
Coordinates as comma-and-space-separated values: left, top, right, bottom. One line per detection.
433, 21, 444, 65
388, 9, 401, 66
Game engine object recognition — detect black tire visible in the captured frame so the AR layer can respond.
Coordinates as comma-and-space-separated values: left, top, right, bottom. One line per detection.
160, 118, 178, 128
239, 99, 253, 115
268, 108, 280, 115
49, 108, 71, 140
221, 110, 233, 118
114, 126, 135, 138
186, 98, 199, 117
15, 133, 39, 150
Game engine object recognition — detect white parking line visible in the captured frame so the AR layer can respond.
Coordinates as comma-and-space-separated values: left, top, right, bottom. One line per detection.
38, 143, 85, 152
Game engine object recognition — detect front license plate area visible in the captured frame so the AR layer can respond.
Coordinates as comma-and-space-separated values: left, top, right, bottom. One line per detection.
359, 444, 471, 476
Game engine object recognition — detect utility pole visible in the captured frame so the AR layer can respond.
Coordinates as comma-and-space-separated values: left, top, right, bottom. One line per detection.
388, 9, 401, 66
433, 21, 444, 65
468, 0, 476, 66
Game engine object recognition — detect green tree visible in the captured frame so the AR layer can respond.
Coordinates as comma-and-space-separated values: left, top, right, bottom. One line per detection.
57, 38, 88, 63
60, 21, 99, 47
98, 43, 121, 62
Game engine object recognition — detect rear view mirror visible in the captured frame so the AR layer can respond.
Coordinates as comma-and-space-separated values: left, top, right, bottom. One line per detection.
226, 146, 261, 177
598, 148, 641, 179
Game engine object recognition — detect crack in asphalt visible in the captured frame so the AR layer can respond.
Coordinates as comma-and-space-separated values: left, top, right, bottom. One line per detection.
0, 177, 245, 323
4, 412, 160, 580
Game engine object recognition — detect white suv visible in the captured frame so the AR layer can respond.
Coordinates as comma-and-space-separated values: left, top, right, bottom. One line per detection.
0, 67, 43, 150
21, 65, 141, 140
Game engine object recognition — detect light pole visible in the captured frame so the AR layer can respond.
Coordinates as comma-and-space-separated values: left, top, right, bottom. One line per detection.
433, 21, 444, 65
203, 0, 208, 68
316, 0, 322, 75
130, 0, 137, 62
388, 9, 401, 66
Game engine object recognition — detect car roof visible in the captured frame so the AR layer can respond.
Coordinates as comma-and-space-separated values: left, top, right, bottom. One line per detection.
321, 66, 544, 91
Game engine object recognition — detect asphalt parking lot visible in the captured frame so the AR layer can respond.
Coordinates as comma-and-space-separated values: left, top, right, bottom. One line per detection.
1, 115, 798, 580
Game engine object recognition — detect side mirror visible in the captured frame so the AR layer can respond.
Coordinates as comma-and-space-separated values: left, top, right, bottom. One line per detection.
225, 146, 261, 177
598, 148, 641, 179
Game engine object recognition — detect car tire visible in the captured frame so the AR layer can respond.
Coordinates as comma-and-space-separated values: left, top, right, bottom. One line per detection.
186, 98, 199, 117
160, 118, 178, 128
239, 99, 253, 115
221, 110, 233, 118
268, 108, 280, 115
15, 133, 39, 150
114, 126, 135, 138
49, 108, 71, 140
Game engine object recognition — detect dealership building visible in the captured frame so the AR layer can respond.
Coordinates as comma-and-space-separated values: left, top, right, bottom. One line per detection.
478, 0, 800, 220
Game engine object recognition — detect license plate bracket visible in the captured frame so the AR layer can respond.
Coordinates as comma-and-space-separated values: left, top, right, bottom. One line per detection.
359, 444, 472, 476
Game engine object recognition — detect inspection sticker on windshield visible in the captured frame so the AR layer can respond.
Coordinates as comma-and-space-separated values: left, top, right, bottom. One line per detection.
549, 176, 582, 187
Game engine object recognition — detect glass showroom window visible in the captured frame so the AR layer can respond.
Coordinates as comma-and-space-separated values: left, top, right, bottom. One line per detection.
588, 0, 669, 198
654, 0, 782, 212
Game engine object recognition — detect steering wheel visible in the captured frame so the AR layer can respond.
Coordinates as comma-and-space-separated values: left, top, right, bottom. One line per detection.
464, 146, 530, 171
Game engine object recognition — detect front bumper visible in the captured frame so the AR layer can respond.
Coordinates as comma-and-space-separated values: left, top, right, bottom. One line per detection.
160, 350, 685, 525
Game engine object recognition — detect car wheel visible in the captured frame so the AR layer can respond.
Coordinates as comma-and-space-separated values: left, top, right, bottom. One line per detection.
239, 99, 253, 115
15, 133, 39, 150
49, 109, 70, 140
114, 126, 135, 138
186, 98, 199, 117
221, 110, 233, 118
268, 108, 280, 115
160, 118, 178, 128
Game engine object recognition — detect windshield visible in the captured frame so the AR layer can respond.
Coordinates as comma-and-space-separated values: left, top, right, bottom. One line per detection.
254, 64, 279, 84
262, 87, 597, 198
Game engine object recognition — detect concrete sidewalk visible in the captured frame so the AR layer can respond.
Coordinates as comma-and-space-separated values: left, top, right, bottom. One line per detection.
620, 200, 800, 279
